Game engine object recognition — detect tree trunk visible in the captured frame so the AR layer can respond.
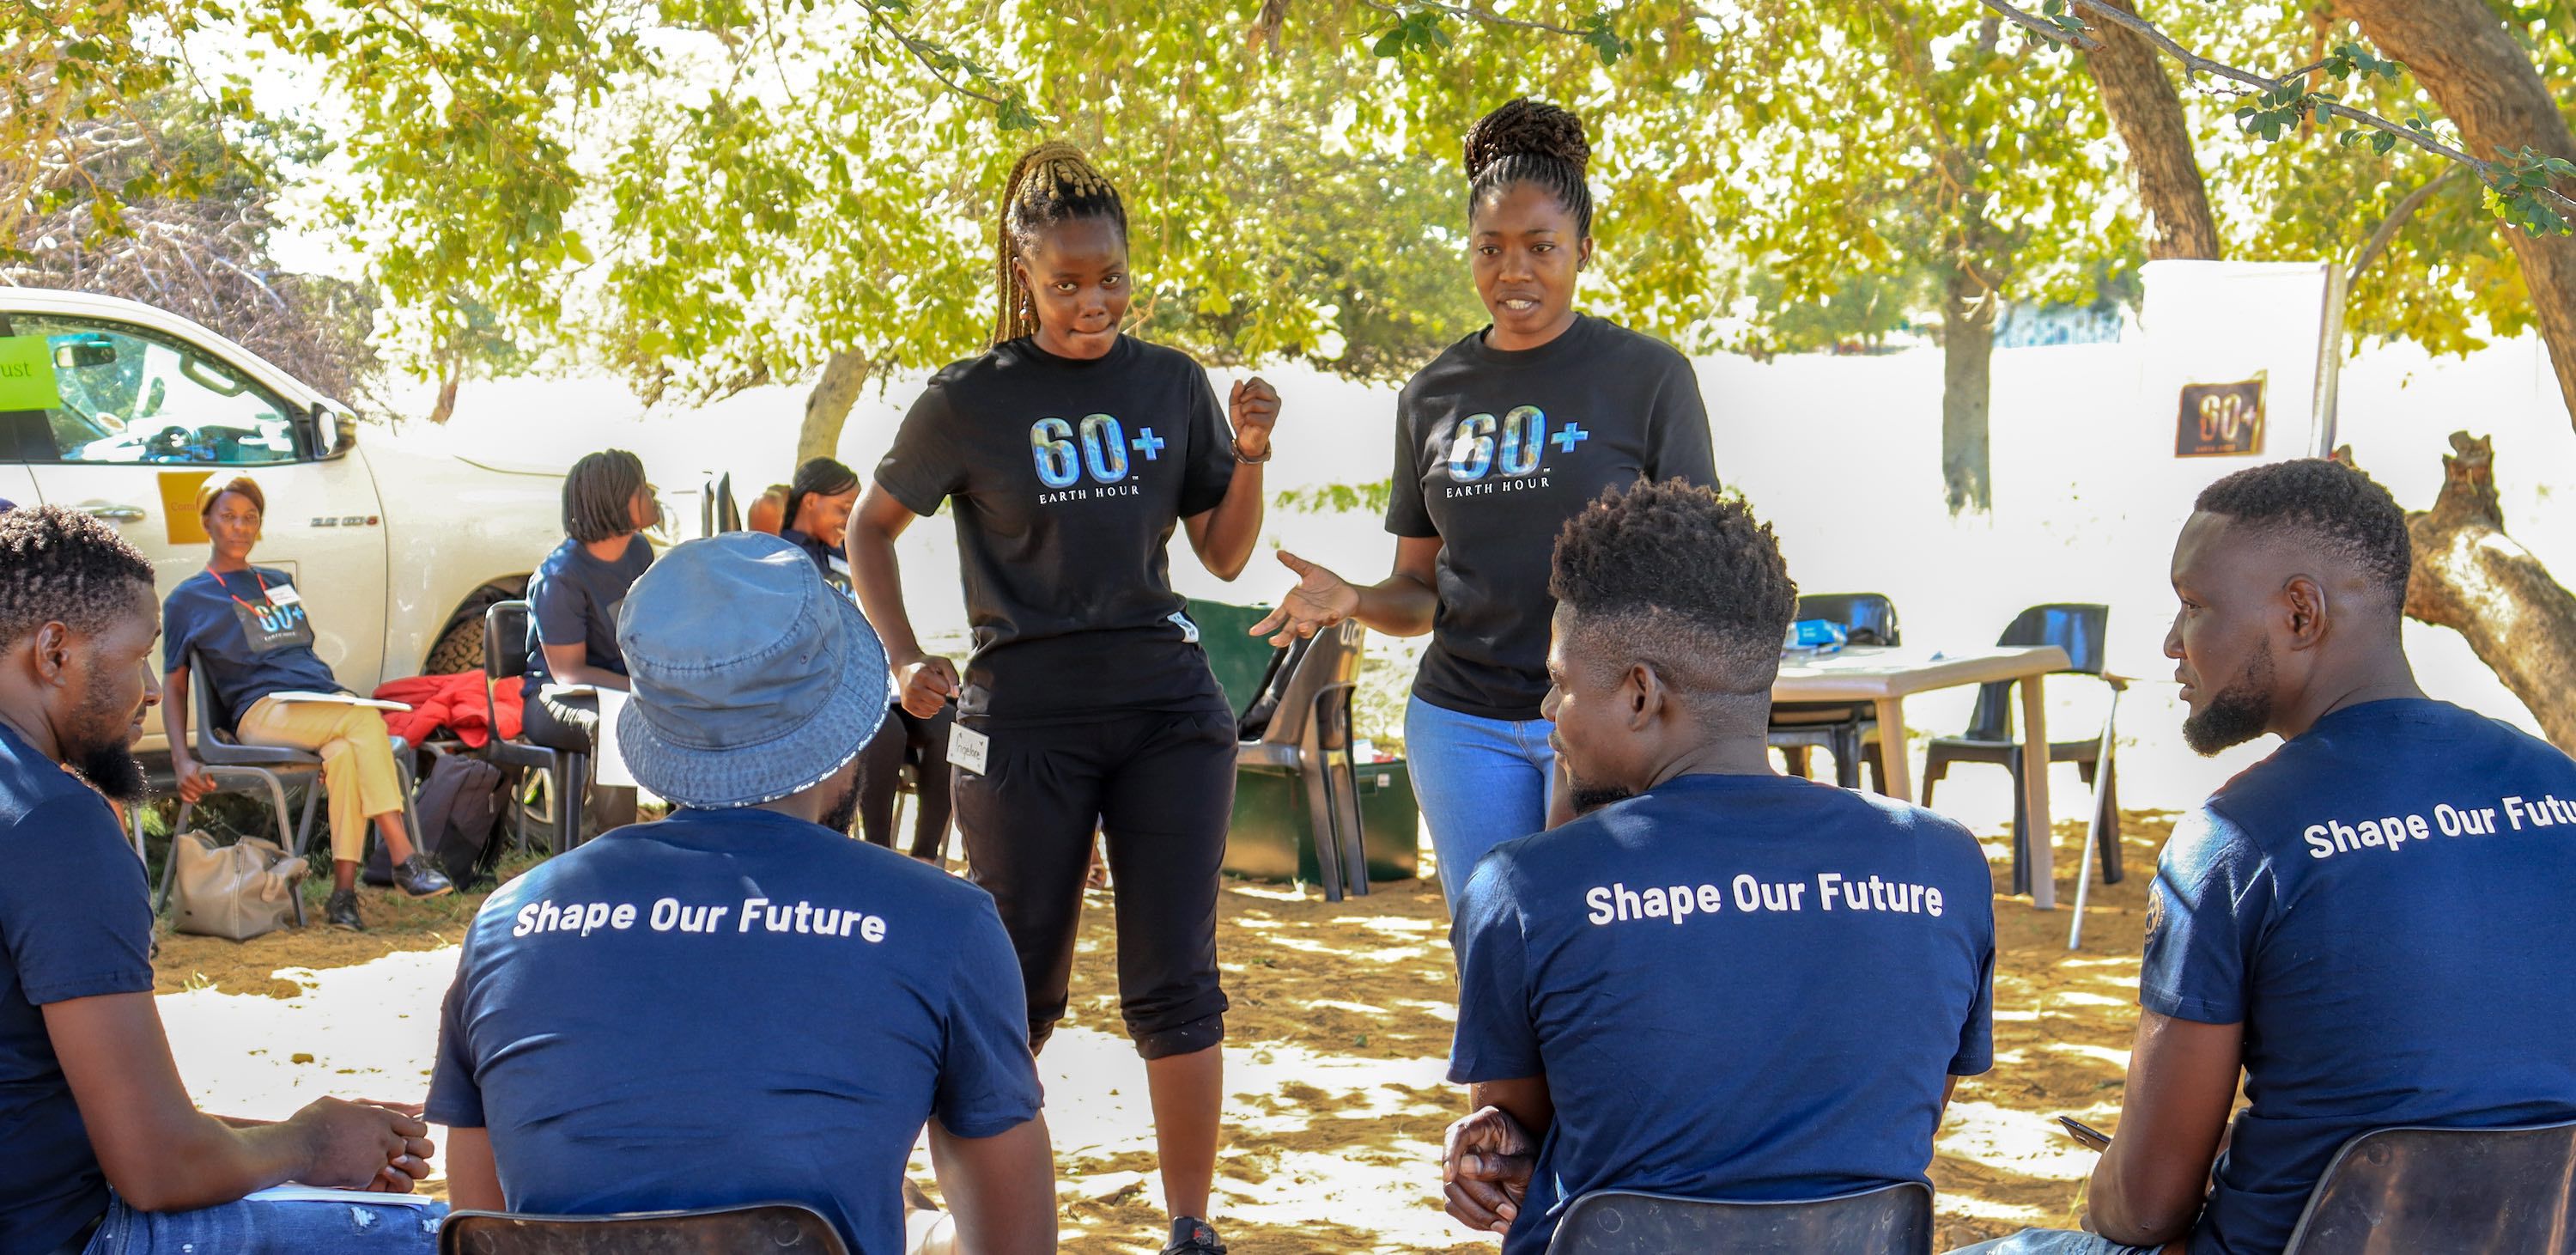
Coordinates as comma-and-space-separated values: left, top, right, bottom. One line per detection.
2374, 432, 2576, 752
1941, 260, 1996, 514
799, 350, 871, 465
2081, 0, 2223, 260
2341, 0, 2576, 426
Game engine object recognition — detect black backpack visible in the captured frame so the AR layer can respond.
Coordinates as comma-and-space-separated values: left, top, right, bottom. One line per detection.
364, 753, 510, 890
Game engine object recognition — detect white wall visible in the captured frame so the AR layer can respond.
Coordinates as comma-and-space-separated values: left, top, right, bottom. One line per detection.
414, 329, 2573, 813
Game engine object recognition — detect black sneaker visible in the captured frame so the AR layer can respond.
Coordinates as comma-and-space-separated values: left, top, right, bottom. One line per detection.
1162, 1217, 1225, 1255
325, 889, 364, 931
393, 855, 454, 899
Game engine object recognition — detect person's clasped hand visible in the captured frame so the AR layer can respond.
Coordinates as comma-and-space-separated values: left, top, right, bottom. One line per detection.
1227, 376, 1280, 461
287, 1097, 436, 1193
895, 655, 961, 720
1441, 1105, 1535, 1235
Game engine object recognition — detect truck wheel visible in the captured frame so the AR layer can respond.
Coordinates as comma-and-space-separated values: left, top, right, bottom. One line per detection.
424, 585, 515, 674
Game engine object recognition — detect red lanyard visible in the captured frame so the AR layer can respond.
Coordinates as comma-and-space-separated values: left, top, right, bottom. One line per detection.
208, 568, 276, 611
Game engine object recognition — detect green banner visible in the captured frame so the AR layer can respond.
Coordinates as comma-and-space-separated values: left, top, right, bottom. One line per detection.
0, 336, 61, 411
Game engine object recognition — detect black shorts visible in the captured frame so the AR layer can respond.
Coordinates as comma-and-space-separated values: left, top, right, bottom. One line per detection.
954, 701, 1235, 1060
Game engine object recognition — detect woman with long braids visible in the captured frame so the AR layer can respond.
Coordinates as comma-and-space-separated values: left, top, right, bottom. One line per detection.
847, 142, 1279, 1255
1253, 99, 1717, 913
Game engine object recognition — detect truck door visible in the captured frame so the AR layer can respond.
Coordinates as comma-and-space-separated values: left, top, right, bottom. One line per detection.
3, 313, 391, 693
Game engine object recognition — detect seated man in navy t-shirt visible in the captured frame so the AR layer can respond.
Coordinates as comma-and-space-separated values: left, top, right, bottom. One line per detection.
429, 532, 1055, 1254
0, 507, 438, 1254
1441, 479, 1997, 1252
1954, 459, 2576, 1255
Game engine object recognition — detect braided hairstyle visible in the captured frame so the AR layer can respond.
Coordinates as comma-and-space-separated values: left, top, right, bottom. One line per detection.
993, 141, 1129, 345
563, 448, 651, 545
1463, 98, 1595, 237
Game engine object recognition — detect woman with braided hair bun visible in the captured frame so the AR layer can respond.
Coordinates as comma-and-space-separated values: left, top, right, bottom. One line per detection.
848, 140, 1279, 1255
1253, 98, 1719, 917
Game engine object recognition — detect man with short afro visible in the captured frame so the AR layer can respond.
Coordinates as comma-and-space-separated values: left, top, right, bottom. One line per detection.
1438, 478, 1996, 1253
0, 506, 443, 1252
1958, 458, 2576, 1255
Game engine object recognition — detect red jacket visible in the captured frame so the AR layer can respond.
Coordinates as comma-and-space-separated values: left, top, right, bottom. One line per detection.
372, 673, 524, 749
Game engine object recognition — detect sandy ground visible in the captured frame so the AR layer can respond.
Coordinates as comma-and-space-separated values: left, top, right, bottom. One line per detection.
155, 809, 2164, 1253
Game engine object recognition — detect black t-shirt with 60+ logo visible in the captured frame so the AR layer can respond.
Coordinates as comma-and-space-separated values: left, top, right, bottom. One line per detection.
874, 334, 1237, 723
1386, 314, 1718, 722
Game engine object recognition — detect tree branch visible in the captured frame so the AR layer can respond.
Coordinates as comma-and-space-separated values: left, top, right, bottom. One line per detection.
2349, 164, 2462, 279
860, 4, 1011, 111
1358, 0, 1594, 39
1975, 0, 2100, 52
1986, 0, 2576, 218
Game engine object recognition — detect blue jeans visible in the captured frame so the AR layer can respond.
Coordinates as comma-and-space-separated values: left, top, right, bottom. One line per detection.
1947, 1230, 2160, 1255
1406, 694, 1556, 914
86, 1190, 446, 1253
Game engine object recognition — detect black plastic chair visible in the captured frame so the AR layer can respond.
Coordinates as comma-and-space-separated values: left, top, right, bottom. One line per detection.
156, 652, 423, 928
1546, 1181, 1933, 1254
481, 600, 583, 853
439, 1200, 849, 1254
2281, 1118, 2576, 1254
1921, 604, 2123, 893
1236, 619, 1370, 901
1771, 593, 1899, 791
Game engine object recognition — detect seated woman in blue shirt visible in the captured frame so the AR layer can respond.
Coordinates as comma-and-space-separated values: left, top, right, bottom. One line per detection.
522, 449, 658, 837
163, 476, 453, 930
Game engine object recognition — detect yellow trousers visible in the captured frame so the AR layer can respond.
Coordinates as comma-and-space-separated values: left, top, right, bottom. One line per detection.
236, 696, 404, 864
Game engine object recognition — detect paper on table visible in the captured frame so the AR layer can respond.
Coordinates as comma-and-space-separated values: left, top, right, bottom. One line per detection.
245, 1185, 438, 1207
266, 691, 412, 712
592, 687, 637, 789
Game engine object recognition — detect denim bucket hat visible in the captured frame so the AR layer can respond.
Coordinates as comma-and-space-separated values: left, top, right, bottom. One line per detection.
612, 531, 889, 808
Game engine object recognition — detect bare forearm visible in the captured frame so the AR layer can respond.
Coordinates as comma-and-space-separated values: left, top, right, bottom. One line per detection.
850, 528, 927, 664
161, 672, 192, 762
1352, 574, 1437, 637
549, 664, 629, 691
1191, 465, 1267, 581
928, 1117, 1057, 1255
117, 1116, 310, 1212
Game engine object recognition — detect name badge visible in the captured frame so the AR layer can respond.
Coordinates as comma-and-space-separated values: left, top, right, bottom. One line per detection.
265, 583, 303, 607
948, 724, 991, 777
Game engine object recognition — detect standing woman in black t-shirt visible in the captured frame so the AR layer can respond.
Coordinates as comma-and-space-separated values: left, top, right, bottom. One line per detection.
1252, 99, 1716, 913
847, 142, 1279, 1255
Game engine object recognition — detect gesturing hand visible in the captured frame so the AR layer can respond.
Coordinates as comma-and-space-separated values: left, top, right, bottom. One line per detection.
896, 656, 960, 720
1247, 551, 1359, 648
1442, 1105, 1536, 1235
1228, 377, 1280, 460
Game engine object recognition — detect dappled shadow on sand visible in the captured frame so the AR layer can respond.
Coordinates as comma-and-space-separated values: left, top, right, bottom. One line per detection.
1044, 813, 2176, 1252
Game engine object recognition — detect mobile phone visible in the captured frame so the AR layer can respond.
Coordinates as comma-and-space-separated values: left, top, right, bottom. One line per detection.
2058, 1115, 2111, 1151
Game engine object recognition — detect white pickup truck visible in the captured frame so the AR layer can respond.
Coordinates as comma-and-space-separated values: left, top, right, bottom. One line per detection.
0, 288, 708, 756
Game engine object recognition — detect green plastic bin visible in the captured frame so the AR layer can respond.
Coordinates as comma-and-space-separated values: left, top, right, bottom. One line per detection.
1184, 597, 1279, 721
1225, 758, 1420, 886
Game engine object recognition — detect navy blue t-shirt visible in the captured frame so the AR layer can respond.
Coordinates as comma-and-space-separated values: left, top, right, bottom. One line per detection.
1449, 772, 1996, 1254
781, 527, 854, 596
162, 566, 344, 729
0, 723, 154, 1251
2143, 698, 2576, 1255
522, 536, 653, 697
427, 807, 1042, 1254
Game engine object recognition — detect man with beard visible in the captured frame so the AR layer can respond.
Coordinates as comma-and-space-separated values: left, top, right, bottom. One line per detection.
1437, 479, 1996, 1253
0, 507, 439, 1254
1951, 458, 2576, 1255
428, 532, 1055, 1255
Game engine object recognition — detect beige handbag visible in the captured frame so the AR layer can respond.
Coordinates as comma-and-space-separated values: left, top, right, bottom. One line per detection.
169, 830, 307, 940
